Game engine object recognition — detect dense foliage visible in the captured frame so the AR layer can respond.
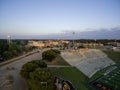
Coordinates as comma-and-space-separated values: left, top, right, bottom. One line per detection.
28, 68, 55, 90
20, 60, 55, 90
20, 60, 47, 79
42, 49, 60, 61
75, 39, 120, 45
51, 49, 61, 54
0, 39, 36, 61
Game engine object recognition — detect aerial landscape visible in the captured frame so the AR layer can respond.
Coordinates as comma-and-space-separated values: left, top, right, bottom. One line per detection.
0, 0, 120, 90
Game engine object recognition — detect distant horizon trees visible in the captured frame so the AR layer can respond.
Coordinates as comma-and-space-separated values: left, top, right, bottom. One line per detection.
75, 39, 120, 44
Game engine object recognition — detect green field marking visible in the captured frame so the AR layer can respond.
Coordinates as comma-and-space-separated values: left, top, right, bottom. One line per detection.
89, 64, 120, 90
88, 50, 120, 90
89, 65, 113, 83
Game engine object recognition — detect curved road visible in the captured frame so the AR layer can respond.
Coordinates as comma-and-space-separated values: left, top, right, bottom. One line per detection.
0, 52, 42, 90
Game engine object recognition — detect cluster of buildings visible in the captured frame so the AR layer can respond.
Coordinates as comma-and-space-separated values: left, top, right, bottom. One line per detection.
27, 40, 120, 51
108, 42, 120, 47
28, 40, 69, 48
108, 42, 120, 51
27, 40, 105, 49
74, 42, 104, 47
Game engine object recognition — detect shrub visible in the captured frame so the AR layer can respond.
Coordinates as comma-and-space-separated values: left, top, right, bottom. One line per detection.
28, 68, 55, 90
20, 60, 47, 79
42, 50, 57, 62
51, 49, 61, 54
20, 60, 54, 90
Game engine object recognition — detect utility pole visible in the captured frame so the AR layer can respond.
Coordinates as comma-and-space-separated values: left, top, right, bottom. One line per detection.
7, 35, 12, 48
61, 32, 65, 50
73, 32, 75, 49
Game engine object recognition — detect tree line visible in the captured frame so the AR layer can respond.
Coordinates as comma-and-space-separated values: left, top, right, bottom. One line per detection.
0, 39, 36, 61
74, 39, 120, 45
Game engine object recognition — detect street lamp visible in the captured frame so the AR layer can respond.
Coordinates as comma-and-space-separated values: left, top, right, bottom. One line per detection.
72, 32, 75, 49
7, 35, 12, 48
61, 32, 65, 50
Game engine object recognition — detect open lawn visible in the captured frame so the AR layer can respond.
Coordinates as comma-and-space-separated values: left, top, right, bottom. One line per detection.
103, 50, 120, 63
49, 67, 92, 90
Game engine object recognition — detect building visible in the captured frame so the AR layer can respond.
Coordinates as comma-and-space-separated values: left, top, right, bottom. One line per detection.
28, 40, 70, 48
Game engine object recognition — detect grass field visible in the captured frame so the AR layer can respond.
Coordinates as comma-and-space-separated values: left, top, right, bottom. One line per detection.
103, 50, 120, 63
50, 67, 91, 90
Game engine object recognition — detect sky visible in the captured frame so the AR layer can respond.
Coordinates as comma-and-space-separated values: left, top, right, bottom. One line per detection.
0, 0, 120, 39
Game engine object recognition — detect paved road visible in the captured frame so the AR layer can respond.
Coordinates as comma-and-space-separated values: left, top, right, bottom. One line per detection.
0, 52, 42, 90
47, 65, 71, 68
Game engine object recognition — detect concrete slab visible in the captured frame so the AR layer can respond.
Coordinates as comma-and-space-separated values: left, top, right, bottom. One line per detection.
61, 49, 115, 78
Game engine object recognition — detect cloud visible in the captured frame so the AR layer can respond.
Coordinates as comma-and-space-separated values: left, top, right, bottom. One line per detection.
0, 27, 120, 39
60, 27, 120, 39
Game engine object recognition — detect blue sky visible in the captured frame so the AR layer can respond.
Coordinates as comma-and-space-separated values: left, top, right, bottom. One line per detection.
0, 0, 120, 39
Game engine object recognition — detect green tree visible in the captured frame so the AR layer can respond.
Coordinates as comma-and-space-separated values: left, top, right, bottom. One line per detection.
28, 68, 54, 90
2, 51, 13, 59
20, 60, 55, 90
0, 39, 36, 60
0, 40, 8, 54
20, 60, 47, 79
51, 49, 61, 54
42, 50, 57, 62
11, 50, 18, 56
63, 42, 69, 49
